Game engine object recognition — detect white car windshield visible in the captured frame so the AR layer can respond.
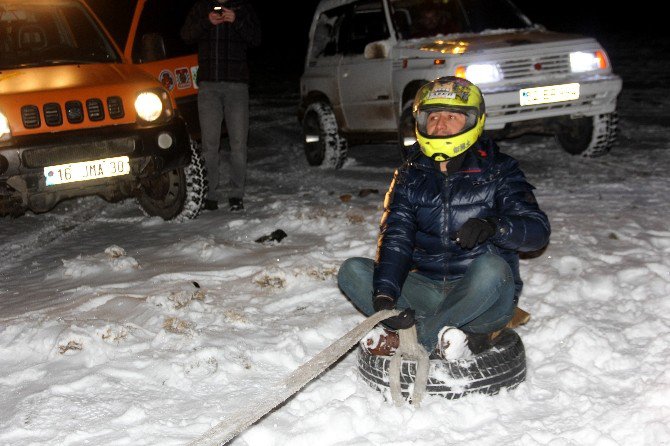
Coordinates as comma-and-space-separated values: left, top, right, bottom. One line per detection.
390, 0, 532, 39
0, 2, 119, 70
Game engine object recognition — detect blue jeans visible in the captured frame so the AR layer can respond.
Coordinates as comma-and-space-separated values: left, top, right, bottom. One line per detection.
337, 253, 515, 352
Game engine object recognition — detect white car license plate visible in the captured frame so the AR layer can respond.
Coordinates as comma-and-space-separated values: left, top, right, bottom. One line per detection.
44, 156, 130, 186
519, 83, 580, 106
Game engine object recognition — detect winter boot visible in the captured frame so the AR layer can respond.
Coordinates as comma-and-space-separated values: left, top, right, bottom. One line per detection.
360, 325, 399, 356
436, 326, 472, 360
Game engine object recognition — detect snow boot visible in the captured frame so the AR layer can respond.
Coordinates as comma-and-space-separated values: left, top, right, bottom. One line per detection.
436, 326, 473, 360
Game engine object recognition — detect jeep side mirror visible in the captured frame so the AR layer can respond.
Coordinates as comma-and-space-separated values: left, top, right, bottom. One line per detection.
139, 33, 166, 63
364, 40, 391, 60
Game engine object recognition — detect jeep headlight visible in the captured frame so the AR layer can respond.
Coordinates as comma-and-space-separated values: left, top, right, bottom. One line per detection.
0, 111, 11, 141
135, 92, 164, 122
570, 50, 608, 73
455, 64, 503, 84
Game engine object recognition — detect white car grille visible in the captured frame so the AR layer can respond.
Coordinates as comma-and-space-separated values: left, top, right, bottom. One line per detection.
498, 53, 571, 79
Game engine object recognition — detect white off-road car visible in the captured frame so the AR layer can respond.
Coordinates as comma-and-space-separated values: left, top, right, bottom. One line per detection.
299, 0, 622, 168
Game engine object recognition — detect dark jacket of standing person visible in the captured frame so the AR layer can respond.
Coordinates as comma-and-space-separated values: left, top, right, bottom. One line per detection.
180, 0, 261, 83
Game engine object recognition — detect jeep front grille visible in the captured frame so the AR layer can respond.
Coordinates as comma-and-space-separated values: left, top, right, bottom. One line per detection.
19, 96, 126, 130
21, 105, 41, 129
86, 98, 105, 121
65, 101, 84, 124
43, 103, 63, 127
22, 137, 136, 168
499, 53, 571, 79
107, 96, 125, 119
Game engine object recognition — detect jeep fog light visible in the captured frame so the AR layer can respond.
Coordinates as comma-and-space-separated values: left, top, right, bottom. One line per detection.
0, 111, 10, 141
570, 51, 608, 72
455, 64, 502, 84
157, 132, 173, 149
135, 92, 163, 122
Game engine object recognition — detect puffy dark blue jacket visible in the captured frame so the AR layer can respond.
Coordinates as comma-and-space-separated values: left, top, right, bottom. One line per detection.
373, 137, 551, 302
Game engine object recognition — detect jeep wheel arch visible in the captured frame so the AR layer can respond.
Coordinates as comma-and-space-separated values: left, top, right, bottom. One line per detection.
397, 80, 429, 161
398, 100, 416, 162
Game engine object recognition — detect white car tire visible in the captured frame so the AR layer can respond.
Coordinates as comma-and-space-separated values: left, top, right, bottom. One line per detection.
302, 102, 348, 169
554, 112, 618, 157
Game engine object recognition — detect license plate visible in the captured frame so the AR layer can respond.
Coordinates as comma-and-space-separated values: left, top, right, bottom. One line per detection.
519, 83, 580, 106
44, 156, 130, 186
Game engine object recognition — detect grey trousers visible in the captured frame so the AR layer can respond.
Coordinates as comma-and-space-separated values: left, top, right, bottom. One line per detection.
197, 81, 249, 200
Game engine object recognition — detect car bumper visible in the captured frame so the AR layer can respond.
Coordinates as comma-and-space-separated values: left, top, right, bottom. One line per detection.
482, 74, 623, 130
0, 118, 190, 214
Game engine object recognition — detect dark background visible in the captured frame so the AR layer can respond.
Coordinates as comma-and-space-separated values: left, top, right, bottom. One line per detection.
248, 0, 660, 90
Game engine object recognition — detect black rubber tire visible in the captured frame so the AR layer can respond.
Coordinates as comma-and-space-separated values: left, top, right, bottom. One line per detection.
302, 102, 348, 169
554, 112, 618, 157
137, 137, 206, 221
397, 101, 416, 162
357, 328, 526, 400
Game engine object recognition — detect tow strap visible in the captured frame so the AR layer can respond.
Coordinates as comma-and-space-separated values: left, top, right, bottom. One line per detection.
187, 309, 402, 446
388, 325, 430, 406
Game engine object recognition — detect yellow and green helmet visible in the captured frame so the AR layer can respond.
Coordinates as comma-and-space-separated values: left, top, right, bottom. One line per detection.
413, 76, 486, 161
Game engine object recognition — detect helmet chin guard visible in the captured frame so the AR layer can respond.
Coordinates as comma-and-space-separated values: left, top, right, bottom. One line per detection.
413, 76, 486, 160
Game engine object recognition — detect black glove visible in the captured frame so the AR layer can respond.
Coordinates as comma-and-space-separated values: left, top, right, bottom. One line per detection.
451, 218, 496, 249
382, 308, 416, 330
372, 294, 416, 330
372, 294, 395, 312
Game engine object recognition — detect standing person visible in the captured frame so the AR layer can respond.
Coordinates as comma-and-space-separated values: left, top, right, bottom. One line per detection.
181, 0, 261, 212
337, 76, 551, 359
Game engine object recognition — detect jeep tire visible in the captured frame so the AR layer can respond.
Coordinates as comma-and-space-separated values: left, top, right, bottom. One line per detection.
554, 112, 618, 157
302, 102, 348, 169
357, 328, 526, 400
137, 138, 206, 221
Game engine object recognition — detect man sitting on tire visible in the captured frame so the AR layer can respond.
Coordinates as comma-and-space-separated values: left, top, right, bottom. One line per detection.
337, 76, 551, 360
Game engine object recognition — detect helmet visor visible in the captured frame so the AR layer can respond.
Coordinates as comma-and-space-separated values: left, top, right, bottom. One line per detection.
415, 105, 479, 138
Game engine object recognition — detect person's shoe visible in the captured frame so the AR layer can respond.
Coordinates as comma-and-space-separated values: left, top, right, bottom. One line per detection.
203, 199, 218, 211
229, 197, 244, 212
360, 325, 399, 356
464, 331, 494, 355
436, 326, 472, 360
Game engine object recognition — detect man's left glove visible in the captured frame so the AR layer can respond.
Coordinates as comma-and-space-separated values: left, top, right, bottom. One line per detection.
382, 308, 416, 330
372, 294, 416, 330
452, 218, 497, 249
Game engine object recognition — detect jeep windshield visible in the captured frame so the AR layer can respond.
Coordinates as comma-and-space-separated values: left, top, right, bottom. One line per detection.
0, 2, 120, 70
390, 0, 533, 39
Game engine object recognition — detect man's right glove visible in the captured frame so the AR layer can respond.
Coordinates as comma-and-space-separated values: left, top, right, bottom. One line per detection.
372, 294, 416, 330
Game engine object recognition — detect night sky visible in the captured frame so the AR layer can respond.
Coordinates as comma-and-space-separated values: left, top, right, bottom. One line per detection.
249, 0, 652, 84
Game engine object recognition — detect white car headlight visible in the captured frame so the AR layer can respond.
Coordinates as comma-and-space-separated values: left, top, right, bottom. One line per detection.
455, 63, 503, 84
0, 111, 11, 141
134, 92, 164, 122
570, 50, 608, 73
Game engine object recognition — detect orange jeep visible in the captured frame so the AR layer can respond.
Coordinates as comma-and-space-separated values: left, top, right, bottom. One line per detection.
0, 0, 206, 220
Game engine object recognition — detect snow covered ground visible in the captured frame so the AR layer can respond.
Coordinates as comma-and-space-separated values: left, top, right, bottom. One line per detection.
1, 36, 669, 445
